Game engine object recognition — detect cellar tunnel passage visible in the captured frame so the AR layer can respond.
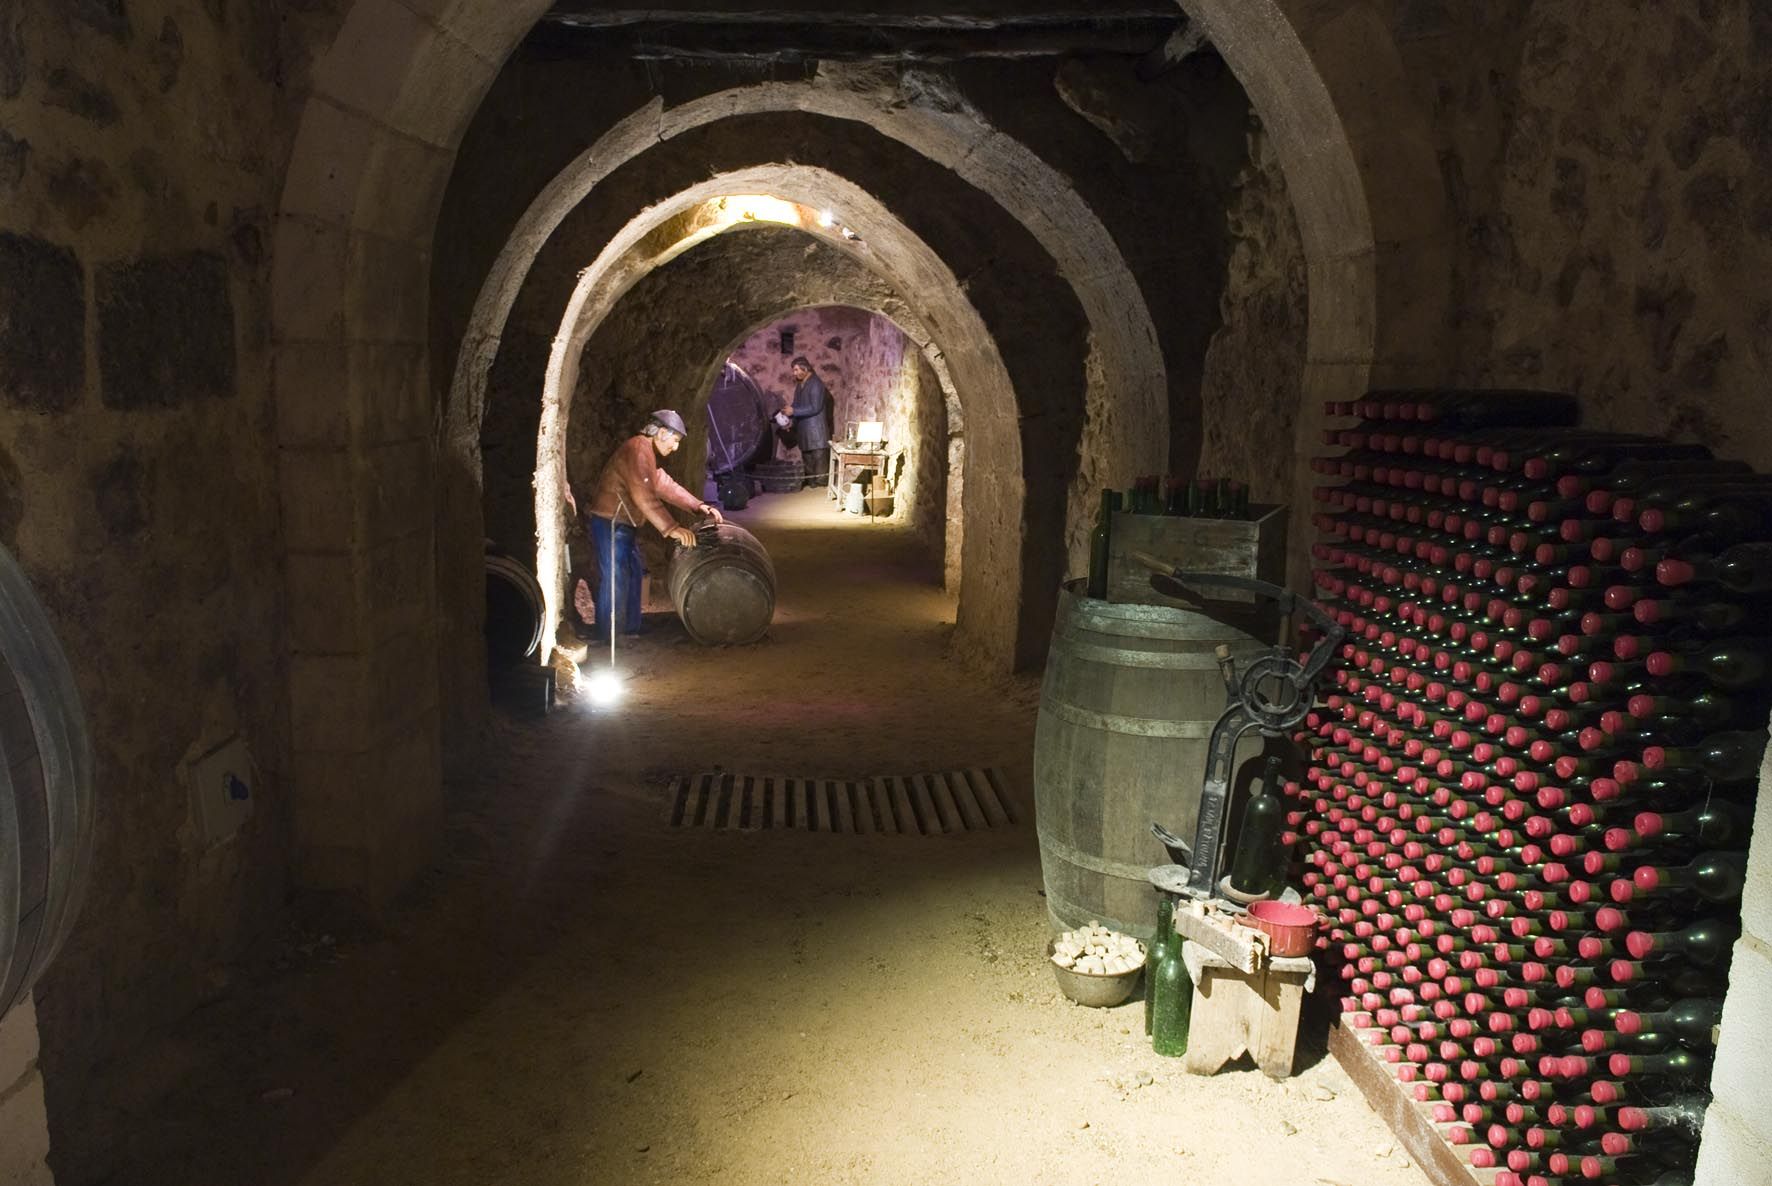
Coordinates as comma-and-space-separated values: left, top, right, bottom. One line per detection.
440, 69, 1177, 697
539, 298, 955, 645
517, 168, 1025, 673
481, 227, 960, 583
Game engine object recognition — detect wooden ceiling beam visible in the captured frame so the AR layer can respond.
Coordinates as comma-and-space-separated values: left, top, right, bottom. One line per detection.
540, 6, 1183, 32
531, 8, 1189, 62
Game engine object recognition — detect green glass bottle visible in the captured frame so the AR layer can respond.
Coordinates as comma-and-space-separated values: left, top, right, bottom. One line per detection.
1087, 489, 1114, 599
1150, 932, 1193, 1056
1225, 479, 1250, 521
1144, 897, 1175, 1036
1228, 755, 1288, 900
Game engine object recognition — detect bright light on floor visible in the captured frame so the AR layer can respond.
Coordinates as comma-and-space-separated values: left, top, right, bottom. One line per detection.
580, 666, 625, 707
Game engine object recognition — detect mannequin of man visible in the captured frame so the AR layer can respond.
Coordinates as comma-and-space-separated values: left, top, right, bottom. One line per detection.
566, 409, 722, 642
782, 356, 832, 488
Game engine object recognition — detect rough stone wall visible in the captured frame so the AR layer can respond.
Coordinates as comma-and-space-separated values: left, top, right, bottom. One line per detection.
0, 0, 306, 1154
1196, 122, 1308, 505
725, 306, 943, 531
977, 53, 1250, 481
1378, 0, 1772, 469
729, 306, 886, 445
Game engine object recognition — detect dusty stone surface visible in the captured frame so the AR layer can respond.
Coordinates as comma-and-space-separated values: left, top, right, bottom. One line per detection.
0, 0, 300, 1155
0, 232, 84, 413
1377, 0, 1772, 468
47, 496, 1428, 1186
1197, 123, 1307, 505
96, 250, 236, 409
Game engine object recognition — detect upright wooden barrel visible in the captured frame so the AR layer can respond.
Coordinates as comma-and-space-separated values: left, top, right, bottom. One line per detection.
0, 541, 95, 1015
668, 522, 776, 645
1034, 580, 1265, 939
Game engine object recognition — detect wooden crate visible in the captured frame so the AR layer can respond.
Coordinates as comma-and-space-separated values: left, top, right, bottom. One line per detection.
1105, 503, 1287, 608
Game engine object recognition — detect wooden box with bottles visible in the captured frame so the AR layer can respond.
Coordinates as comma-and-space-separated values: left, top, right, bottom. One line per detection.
1104, 502, 1288, 610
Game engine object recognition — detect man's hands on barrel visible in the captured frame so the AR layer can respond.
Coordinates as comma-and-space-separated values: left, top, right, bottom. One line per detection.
697, 502, 725, 525
666, 525, 696, 548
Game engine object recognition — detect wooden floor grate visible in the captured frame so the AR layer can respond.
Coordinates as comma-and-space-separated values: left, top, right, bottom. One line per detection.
664, 769, 1016, 835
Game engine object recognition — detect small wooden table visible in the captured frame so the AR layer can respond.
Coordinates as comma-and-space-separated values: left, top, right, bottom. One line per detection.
827, 445, 893, 503
1180, 940, 1315, 1079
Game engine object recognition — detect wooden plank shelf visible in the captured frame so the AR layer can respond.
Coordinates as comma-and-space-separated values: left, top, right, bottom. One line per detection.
1328, 1016, 1494, 1186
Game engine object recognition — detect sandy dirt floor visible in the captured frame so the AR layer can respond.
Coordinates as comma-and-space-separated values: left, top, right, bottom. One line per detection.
65, 490, 1429, 1186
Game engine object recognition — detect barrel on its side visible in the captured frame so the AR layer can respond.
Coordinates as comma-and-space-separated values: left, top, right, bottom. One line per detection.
0, 541, 95, 1015
484, 549, 544, 666
1033, 580, 1265, 939
668, 522, 776, 646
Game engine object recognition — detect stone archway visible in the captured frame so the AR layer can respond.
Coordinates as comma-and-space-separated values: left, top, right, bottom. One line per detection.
271, 0, 1444, 900
440, 72, 1172, 690
530, 166, 1017, 667
1174, 0, 1449, 579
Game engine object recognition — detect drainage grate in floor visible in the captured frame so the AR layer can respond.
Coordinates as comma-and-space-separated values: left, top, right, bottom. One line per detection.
665, 769, 1016, 835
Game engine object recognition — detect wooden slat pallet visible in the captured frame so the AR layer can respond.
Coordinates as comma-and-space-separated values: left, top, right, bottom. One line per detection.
662, 769, 1016, 835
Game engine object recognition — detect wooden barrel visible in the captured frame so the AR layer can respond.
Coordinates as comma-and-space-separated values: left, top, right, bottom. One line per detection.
1033, 580, 1266, 939
0, 541, 95, 1014
484, 549, 544, 666
746, 460, 801, 494
668, 522, 776, 645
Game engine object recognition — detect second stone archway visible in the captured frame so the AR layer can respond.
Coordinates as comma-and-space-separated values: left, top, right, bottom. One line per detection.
532, 167, 1017, 666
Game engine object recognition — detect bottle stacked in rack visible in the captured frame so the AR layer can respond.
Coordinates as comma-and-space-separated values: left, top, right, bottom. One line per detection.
1301, 390, 1765, 1186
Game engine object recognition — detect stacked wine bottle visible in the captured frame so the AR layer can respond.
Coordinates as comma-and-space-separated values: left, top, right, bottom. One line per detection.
1296, 390, 1766, 1186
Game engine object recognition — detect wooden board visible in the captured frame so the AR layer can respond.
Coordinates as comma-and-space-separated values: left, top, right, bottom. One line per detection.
830, 779, 855, 833
1105, 503, 1287, 611
967, 767, 1012, 827
1329, 1018, 1492, 1186
1168, 900, 1264, 973
940, 770, 989, 830
886, 776, 917, 834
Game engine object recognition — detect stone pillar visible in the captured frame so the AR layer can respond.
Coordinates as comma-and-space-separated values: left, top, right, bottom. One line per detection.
273, 0, 517, 904
1694, 719, 1772, 1183
0, 998, 53, 1185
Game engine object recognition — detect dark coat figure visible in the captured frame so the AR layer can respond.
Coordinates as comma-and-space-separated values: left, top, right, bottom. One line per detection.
782, 356, 832, 487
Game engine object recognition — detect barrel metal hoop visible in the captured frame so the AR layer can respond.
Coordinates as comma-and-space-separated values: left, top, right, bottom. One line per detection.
1038, 700, 1217, 738
1058, 584, 1263, 642
1037, 825, 1161, 882
1049, 630, 1225, 670
1060, 612, 1259, 644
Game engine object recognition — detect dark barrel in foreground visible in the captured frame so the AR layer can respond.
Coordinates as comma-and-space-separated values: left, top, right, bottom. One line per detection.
484, 547, 545, 666
1033, 580, 1266, 939
0, 540, 95, 1014
668, 522, 777, 645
